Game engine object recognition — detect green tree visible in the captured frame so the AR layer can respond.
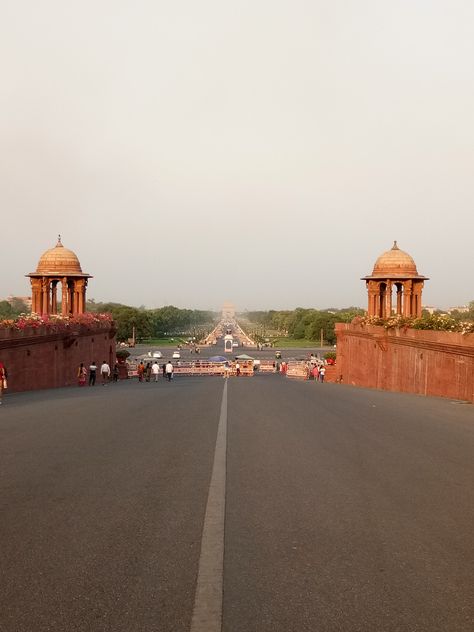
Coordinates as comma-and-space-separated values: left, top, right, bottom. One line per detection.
10, 298, 29, 313
0, 299, 29, 320
0, 301, 15, 319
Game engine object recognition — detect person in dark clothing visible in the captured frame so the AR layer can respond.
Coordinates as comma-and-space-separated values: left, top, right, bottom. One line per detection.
145, 362, 152, 382
112, 363, 120, 382
88, 361, 97, 386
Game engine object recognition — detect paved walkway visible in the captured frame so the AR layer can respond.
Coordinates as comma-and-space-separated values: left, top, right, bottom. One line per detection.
1, 377, 473, 631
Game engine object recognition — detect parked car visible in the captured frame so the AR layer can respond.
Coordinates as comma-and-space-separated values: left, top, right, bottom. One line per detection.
172, 351, 181, 359
152, 351, 163, 358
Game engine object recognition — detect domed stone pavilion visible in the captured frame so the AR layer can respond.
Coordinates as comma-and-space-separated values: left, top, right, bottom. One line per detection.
362, 242, 428, 318
27, 236, 92, 316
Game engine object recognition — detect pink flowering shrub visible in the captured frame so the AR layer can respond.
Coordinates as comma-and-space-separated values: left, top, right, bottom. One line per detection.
0, 312, 113, 332
353, 314, 474, 335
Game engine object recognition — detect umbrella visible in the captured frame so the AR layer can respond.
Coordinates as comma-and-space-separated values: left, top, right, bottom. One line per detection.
209, 355, 227, 362
235, 354, 254, 360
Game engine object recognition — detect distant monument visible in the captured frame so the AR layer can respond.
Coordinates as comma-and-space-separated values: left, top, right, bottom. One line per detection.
27, 236, 92, 316
362, 241, 428, 318
222, 301, 235, 319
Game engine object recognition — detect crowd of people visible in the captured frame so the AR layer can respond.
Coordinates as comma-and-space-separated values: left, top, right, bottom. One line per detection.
103, 352, 331, 385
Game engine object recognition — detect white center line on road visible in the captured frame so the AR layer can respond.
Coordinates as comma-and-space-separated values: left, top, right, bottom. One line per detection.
190, 380, 228, 632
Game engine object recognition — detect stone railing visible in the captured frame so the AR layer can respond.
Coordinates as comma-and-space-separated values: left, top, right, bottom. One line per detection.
0, 319, 116, 393
335, 323, 474, 402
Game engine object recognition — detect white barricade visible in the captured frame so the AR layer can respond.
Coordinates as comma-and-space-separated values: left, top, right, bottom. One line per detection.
286, 361, 309, 379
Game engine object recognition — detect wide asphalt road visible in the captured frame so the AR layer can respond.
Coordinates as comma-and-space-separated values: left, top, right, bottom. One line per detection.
129, 342, 334, 363
1, 376, 473, 631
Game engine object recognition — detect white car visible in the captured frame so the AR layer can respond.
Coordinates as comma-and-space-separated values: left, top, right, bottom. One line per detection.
172, 351, 181, 359
152, 351, 163, 358
232, 342, 239, 347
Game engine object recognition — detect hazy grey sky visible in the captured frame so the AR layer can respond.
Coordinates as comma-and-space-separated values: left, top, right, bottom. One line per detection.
1, 1, 473, 310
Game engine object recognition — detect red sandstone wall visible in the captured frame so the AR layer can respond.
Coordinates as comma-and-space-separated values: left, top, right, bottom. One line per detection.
0, 325, 116, 393
335, 323, 474, 403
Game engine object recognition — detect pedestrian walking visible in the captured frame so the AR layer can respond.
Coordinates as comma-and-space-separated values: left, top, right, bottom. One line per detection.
165, 361, 173, 381
112, 363, 120, 383
137, 361, 145, 382
145, 362, 152, 382
88, 361, 97, 386
77, 362, 87, 386
236, 362, 241, 376
162, 362, 167, 379
100, 360, 111, 385
152, 361, 160, 382
319, 366, 326, 383
0, 361, 8, 404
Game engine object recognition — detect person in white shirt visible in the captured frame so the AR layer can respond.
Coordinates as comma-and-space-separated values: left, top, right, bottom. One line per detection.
100, 360, 111, 385
151, 361, 160, 382
165, 361, 173, 381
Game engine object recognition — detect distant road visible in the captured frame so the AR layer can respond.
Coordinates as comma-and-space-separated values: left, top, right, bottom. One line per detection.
1, 376, 473, 631
130, 342, 334, 362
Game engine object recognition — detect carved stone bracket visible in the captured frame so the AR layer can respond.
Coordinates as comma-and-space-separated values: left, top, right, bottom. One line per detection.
374, 335, 388, 351
63, 332, 80, 348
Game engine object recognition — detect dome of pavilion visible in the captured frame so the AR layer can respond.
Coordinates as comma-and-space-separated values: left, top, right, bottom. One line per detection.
370, 241, 419, 278
35, 236, 84, 276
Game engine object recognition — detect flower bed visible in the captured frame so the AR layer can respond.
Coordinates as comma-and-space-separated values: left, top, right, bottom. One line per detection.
352, 314, 474, 335
0, 312, 113, 332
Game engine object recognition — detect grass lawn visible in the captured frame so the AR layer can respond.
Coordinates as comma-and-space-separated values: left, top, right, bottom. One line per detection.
272, 337, 325, 348
140, 338, 187, 346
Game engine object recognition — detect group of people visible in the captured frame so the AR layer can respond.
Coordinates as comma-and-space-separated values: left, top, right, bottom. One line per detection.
1, 353, 328, 401
307, 357, 326, 382
223, 361, 240, 377
272, 360, 288, 374
136, 361, 175, 382
77, 360, 119, 386
76, 358, 187, 386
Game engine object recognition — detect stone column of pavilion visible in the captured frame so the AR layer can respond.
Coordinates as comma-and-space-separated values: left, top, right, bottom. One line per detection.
27, 236, 92, 316
362, 241, 428, 318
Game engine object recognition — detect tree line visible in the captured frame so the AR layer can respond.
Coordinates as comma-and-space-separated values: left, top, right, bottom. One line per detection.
2, 297, 473, 344
244, 302, 474, 345
0, 298, 30, 320
86, 300, 216, 342
243, 307, 366, 345
431, 302, 474, 322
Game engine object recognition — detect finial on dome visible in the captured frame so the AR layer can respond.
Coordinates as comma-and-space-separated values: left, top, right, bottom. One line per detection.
57, 234, 63, 247
392, 240, 399, 250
